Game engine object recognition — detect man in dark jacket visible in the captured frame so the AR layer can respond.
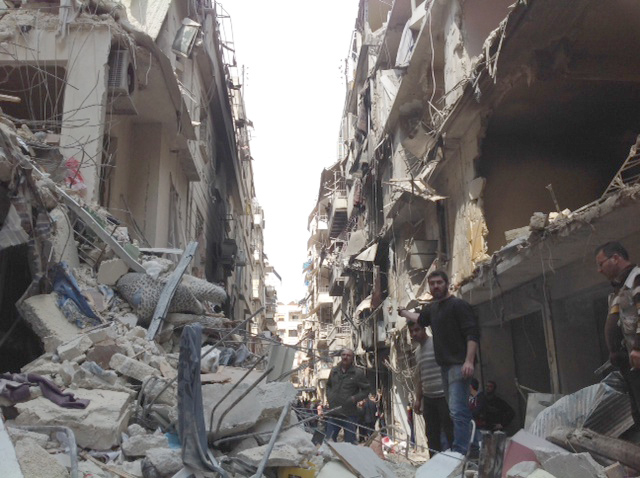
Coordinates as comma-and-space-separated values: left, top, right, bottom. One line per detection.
326, 348, 370, 443
399, 270, 479, 454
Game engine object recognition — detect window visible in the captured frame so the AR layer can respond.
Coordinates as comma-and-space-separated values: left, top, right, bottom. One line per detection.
278, 329, 286, 336
288, 330, 298, 338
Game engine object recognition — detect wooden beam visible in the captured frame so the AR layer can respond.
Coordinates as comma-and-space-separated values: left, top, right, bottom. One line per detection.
146, 241, 198, 340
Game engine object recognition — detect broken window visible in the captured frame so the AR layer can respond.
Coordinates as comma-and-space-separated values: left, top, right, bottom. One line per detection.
0, 65, 66, 132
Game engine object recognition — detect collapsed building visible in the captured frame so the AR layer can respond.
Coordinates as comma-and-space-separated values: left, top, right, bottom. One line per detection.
304, 0, 640, 469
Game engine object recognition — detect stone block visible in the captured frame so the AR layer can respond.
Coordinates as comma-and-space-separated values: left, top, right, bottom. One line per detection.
7, 427, 51, 449
236, 442, 304, 468
97, 258, 128, 286
86, 326, 117, 344
127, 424, 147, 437
18, 294, 79, 350
109, 353, 159, 382
122, 434, 168, 458
529, 212, 549, 231
15, 388, 132, 450
57, 335, 93, 362
14, 437, 69, 478
145, 447, 182, 477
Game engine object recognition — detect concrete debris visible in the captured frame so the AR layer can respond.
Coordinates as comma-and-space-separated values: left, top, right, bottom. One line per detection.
122, 433, 169, 457
109, 352, 159, 382
144, 447, 183, 477
18, 294, 81, 352
57, 334, 93, 362
507, 461, 540, 478
15, 388, 132, 449
541, 452, 605, 478
14, 437, 69, 478
97, 258, 129, 286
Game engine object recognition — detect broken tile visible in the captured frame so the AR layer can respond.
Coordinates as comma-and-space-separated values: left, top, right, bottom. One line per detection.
15, 388, 132, 450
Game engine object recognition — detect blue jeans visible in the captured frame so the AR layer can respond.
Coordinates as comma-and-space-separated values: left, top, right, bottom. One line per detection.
441, 364, 473, 454
325, 415, 358, 443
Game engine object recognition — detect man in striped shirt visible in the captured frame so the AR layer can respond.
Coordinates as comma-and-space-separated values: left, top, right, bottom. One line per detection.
595, 241, 640, 424
409, 320, 453, 454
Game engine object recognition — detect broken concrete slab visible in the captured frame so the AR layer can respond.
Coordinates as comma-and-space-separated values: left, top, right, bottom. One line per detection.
603, 463, 625, 478
122, 434, 169, 457
109, 353, 159, 382
236, 442, 306, 468
541, 452, 605, 478
203, 380, 296, 438
528, 471, 557, 478
57, 335, 93, 362
97, 258, 129, 286
14, 437, 69, 478
18, 294, 79, 352
6, 427, 51, 449
415, 451, 465, 478
15, 388, 132, 450
317, 460, 357, 478
327, 442, 395, 478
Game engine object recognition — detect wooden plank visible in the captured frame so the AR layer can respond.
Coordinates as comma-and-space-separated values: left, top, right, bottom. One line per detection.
0, 94, 20, 103
146, 241, 198, 340
58, 189, 145, 273
326, 442, 394, 478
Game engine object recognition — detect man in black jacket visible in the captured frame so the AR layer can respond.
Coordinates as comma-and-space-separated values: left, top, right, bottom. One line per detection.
326, 348, 370, 443
399, 270, 479, 454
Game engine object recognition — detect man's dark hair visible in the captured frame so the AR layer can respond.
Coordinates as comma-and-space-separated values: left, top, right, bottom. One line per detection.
427, 270, 449, 285
470, 378, 479, 391
487, 380, 497, 390
595, 241, 629, 260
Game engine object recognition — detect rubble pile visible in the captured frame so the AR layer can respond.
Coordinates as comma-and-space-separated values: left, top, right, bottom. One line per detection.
0, 108, 414, 477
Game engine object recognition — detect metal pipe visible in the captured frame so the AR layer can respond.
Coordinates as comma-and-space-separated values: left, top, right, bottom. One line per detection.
10, 425, 78, 478
213, 366, 273, 436
208, 355, 266, 431
251, 400, 292, 478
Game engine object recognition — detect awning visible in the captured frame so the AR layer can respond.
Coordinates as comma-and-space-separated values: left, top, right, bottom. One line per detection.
355, 296, 372, 318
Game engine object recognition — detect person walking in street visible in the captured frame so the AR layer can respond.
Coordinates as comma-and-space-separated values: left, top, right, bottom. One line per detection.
399, 270, 480, 454
595, 241, 640, 424
408, 319, 453, 454
325, 348, 370, 443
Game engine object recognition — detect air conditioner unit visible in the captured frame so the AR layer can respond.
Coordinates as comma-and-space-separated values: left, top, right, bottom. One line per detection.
108, 49, 135, 96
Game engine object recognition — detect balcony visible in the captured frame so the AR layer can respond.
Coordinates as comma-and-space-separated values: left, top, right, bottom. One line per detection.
329, 263, 346, 296
317, 284, 331, 304
328, 324, 352, 342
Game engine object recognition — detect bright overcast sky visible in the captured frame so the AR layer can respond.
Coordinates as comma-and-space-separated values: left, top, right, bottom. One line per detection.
219, 0, 360, 303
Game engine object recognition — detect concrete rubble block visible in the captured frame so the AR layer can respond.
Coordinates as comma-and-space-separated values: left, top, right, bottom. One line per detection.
236, 442, 306, 468
15, 388, 132, 450
86, 339, 127, 369
145, 447, 183, 477
58, 361, 79, 386
230, 436, 260, 456
126, 326, 147, 340
57, 335, 93, 362
109, 353, 159, 382
122, 434, 169, 458
18, 294, 80, 351
116, 313, 139, 328
507, 461, 540, 478
542, 452, 605, 478
97, 258, 129, 286
166, 312, 230, 329
86, 325, 117, 344
115, 337, 137, 357
14, 437, 69, 478
77, 459, 110, 478
203, 381, 296, 438
21, 357, 63, 376
7, 427, 51, 448
127, 424, 148, 437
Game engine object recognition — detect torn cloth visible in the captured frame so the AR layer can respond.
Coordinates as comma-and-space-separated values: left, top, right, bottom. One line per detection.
0, 373, 90, 409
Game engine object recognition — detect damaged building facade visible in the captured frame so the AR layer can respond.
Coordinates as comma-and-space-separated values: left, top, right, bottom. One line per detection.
0, 0, 276, 372
305, 0, 640, 450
